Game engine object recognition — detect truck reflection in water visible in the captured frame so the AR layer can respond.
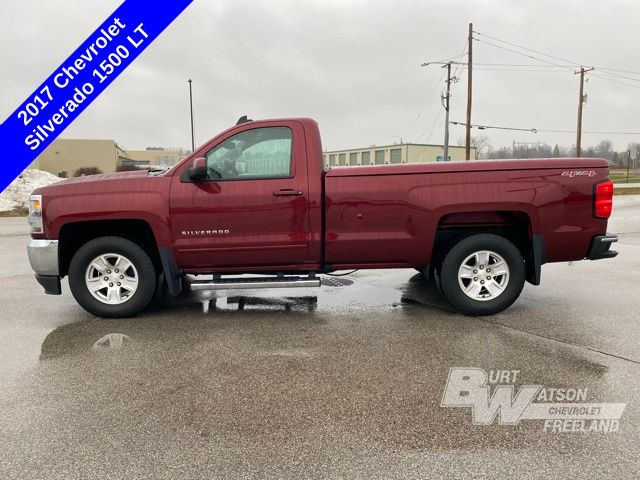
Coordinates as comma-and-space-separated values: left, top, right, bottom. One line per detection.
39, 273, 454, 361
228, 295, 317, 312
92, 333, 132, 350
200, 294, 319, 313
39, 291, 325, 360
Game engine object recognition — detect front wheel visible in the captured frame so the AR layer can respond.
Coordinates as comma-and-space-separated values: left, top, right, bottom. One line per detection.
69, 236, 157, 318
439, 234, 525, 316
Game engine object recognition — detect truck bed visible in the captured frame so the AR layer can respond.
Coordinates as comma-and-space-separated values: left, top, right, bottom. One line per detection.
324, 158, 610, 269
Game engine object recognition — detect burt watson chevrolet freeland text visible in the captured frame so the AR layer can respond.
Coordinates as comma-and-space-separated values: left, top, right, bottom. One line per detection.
20, 18, 148, 151
441, 367, 626, 432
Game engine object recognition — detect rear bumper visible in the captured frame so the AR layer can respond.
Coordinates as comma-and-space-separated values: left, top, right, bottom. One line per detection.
27, 239, 61, 295
587, 234, 618, 260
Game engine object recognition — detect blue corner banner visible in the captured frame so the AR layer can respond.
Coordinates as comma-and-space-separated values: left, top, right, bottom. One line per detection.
0, 0, 193, 192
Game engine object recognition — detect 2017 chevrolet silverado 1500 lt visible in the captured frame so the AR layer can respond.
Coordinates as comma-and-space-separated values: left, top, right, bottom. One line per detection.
26, 117, 618, 317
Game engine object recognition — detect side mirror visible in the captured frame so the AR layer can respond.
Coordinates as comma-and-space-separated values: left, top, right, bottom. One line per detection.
187, 157, 208, 181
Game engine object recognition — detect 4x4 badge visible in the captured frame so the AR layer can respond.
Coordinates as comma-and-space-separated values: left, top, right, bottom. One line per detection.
561, 170, 596, 178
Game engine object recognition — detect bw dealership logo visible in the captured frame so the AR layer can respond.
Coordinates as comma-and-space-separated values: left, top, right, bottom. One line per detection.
441, 368, 625, 433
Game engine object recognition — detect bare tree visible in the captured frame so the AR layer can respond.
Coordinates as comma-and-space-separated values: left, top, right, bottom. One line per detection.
457, 135, 491, 159
595, 140, 614, 160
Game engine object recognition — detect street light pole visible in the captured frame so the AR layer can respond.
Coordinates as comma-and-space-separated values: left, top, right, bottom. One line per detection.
188, 79, 195, 152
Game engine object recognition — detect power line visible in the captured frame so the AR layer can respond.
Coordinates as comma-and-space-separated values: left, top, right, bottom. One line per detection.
597, 66, 640, 76
421, 30, 640, 149
414, 39, 468, 144
473, 31, 581, 67
594, 70, 640, 84
421, 109, 444, 142
431, 62, 571, 68
473, 68, 569, 72
473, 32, 637, 80
472, 36, 577, 70
403, 69, 446, 139
476, 32, 640, 87
540, 129, 640, 135
451, 121, 538, 133
452, 105, 639, 112
406, 42, 468, 140
474, 31, 640, 88
472, 63, 568, 67
452, 121, 640, 136
590, 72, 640, 90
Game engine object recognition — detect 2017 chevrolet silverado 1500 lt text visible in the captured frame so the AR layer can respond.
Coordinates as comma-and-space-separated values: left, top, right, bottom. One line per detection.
26, 117, 618, 317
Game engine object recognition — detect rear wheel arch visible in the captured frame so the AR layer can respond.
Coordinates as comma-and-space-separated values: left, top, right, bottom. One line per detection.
428, 210, 538, 283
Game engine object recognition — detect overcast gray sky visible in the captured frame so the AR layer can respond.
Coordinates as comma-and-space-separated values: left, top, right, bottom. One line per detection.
2, 0, 639, 153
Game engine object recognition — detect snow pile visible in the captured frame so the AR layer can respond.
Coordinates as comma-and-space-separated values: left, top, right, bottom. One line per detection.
0, 169, 62, 211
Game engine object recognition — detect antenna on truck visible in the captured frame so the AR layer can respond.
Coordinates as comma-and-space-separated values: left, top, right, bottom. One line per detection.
236, 115, 252, 125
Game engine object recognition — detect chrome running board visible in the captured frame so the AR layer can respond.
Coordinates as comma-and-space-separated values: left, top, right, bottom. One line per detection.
189, 275, 321, 291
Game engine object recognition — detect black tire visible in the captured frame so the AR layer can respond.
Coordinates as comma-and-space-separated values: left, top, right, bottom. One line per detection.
439, 234, 525, 316
69, 236, 157, 318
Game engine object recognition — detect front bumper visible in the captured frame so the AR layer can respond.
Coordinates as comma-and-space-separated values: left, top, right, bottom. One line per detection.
587, 234, 618, 260
27, 239, 61, 295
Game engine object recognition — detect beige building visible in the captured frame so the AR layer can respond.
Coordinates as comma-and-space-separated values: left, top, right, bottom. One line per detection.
124, 148, 183, 168
323, 143, 475, 168
31, 139, 185, 177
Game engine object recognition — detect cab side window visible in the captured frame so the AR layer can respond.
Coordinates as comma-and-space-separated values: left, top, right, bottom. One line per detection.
205, 127, 292, 180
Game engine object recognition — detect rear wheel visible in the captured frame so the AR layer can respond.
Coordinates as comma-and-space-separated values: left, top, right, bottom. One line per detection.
439, 234, 525, 316
69, 236, 157, 318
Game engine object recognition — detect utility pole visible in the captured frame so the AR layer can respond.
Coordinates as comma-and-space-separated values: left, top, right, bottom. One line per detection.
575, 67, 593, 157
188, 79, 195, 152
465, 23, 473, 160
421, 60, 458, 160
443, 62, 452, 162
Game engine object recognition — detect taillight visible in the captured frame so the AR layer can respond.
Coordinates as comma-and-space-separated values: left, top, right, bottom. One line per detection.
594, 180, 613, 219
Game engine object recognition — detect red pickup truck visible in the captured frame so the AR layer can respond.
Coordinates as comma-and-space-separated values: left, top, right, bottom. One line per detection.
27, 117, 617, 318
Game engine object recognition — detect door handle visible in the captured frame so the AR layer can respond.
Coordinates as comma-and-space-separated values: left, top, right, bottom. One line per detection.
273, 189, 304, 196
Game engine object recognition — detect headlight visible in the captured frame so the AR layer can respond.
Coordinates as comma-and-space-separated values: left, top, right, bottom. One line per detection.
28, 194, 43, 234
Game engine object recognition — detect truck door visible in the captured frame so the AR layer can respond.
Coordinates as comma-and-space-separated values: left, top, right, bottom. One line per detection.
170, 122, 310, 269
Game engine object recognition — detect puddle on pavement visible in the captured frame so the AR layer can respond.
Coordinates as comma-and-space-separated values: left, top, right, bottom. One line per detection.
192, 270, 453, 316
36, 271, 450, 361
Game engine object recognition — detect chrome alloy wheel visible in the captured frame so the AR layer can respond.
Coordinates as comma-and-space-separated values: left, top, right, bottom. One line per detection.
84, 253, 139, 305
457, 250, 510, 301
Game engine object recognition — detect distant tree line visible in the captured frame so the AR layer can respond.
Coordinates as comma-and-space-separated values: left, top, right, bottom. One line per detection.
460, 136, 639, 167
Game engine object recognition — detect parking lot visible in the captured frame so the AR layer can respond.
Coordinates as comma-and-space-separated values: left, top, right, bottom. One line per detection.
1, 196, 639, 479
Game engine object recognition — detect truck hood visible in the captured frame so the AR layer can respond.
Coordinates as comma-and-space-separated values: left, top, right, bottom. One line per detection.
32, 169, 172, 240
32, 170, 153, 196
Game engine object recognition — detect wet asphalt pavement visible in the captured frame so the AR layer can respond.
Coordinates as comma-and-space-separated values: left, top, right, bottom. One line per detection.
1, 197, 639, 479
